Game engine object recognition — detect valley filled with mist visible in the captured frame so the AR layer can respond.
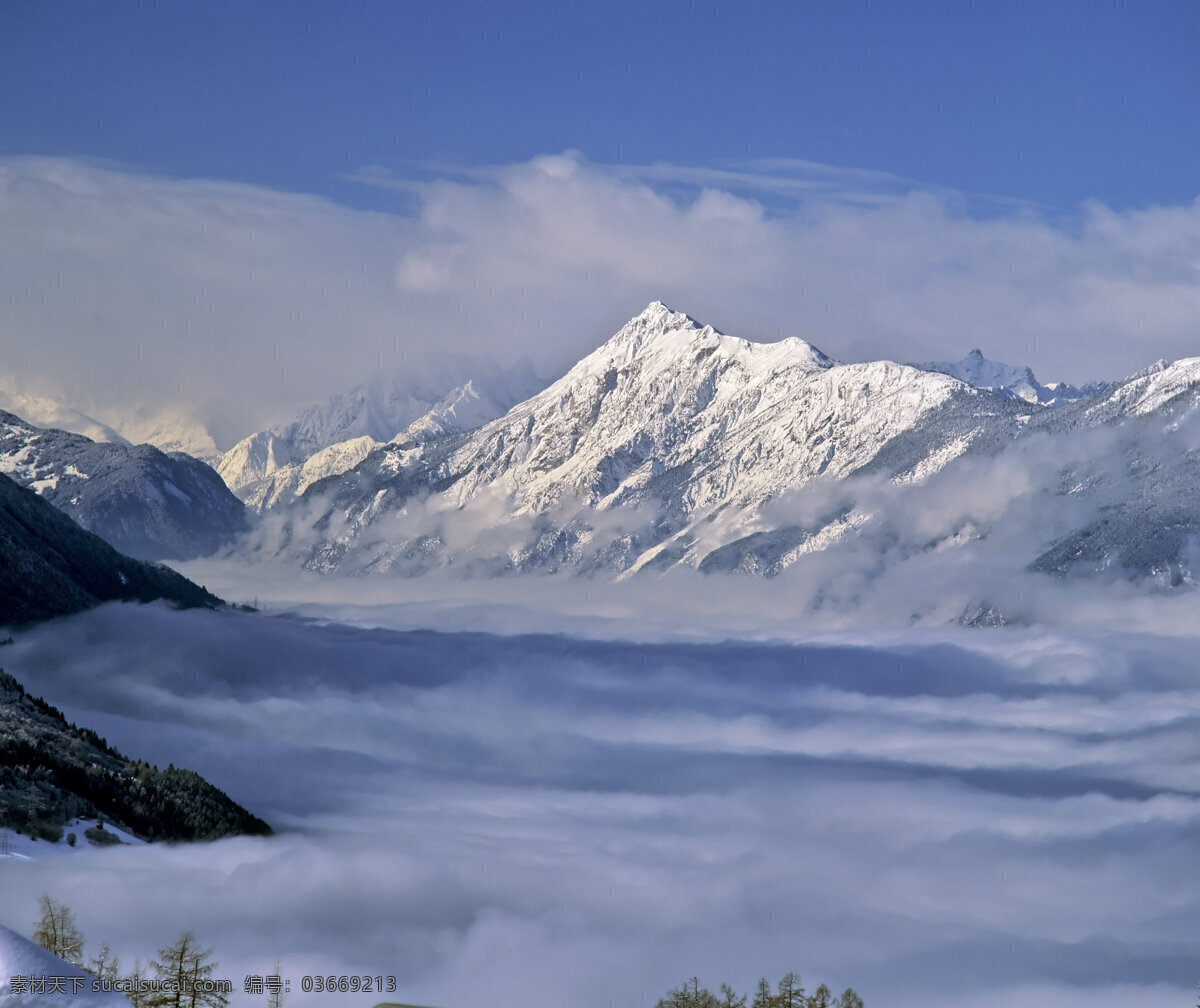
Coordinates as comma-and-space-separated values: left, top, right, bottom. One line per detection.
2, 585, 1198, 1008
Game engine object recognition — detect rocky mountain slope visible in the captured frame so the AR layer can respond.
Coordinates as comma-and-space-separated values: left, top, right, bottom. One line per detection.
0, 411, 245, 560
0, 473, 270, 847
0, 470, 220, 627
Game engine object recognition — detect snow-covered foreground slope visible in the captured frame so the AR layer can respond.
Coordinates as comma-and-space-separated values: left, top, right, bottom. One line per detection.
0, 820, 143, 861
2, 600, 1197, 1008
0, 925, 128, 1006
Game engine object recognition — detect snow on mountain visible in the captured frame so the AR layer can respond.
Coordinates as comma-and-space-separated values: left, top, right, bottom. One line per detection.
0, 410, 246, 560
0, 383, 130, 446
225, 434, 381, 512
0, 819, 143, 860
276, 355, 544, 457
215, 431, 296, 496
1011, 356, 1200, 584
218, 357, 545, 511
0, 376, 220, 459
97, 405, 220, 461
291, 302, 1030, 575
916, 348, 1088, 405
0, 925, 128, 1006
399, 377, 539, 444
1078, 356, 1199, 421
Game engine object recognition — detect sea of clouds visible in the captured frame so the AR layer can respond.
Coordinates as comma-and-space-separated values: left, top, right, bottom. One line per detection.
1, 574, 1197, 1008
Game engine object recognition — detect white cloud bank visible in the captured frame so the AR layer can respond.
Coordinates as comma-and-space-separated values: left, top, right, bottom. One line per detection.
1, 154, 1198, 448
1, 603, 1198, 1008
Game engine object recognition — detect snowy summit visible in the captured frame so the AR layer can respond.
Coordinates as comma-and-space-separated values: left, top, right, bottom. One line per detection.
917, 348, 1087, 405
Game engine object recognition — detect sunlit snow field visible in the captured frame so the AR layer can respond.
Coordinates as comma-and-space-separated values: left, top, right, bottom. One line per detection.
1, 561, 1198, 1008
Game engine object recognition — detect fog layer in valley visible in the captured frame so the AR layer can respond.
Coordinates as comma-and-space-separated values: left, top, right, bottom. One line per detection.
1, 594, 1196, 1008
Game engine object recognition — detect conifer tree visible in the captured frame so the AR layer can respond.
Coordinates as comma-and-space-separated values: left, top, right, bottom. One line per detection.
148, 931, 228, 1008
267, 958, 286, 1008
718, 982, 747, 1008
88, 942, 121, 986
657, 976, 719, 1008
750, 977, 775, 1008
125, 958, 151, 1008
835, 989, 864, 1008
32, 893, 85, 966
776, 972, 806, 1008
807, 983, 832, 1008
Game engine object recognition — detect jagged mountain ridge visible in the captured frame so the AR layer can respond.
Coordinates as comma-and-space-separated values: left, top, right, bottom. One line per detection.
0, 411, 246, 561
291, 303, 1035, 575
916, 348, 1094, 405
262, 303, 1200, 589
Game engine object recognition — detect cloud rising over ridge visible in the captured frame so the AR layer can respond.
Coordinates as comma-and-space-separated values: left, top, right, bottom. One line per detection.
1, 153, 1198, 447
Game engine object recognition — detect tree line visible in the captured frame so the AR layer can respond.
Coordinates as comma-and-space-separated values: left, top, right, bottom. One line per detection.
30, 893, 283, 1008
32, 892, 862, 1008
0, 668, 271, 843
656, 972, 864, 1008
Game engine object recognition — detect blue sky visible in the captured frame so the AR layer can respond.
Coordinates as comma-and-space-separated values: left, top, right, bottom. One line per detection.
0, 1, 1198, 439
3, 0, 1197, 211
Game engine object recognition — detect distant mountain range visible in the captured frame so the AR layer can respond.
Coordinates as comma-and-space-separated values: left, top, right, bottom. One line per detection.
6, 302, 1200, 601
215, 357, 545, 512
227, 303, 1197, 594
915, 347, 1100, 406
0, 378, 218, 458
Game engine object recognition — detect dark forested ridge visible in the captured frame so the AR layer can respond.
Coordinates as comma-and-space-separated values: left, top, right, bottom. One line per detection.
0, 470, 221, 628
0, 668, 271, 843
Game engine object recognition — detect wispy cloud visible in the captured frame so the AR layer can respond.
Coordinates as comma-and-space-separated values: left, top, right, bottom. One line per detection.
2, 154, 1198, 448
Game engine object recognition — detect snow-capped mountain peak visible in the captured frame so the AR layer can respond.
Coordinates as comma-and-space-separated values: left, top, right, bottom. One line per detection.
579, 301, 835, 378
916, 348, 1084, 405
291, 304, 1014, 576
0, 387, 129, 446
